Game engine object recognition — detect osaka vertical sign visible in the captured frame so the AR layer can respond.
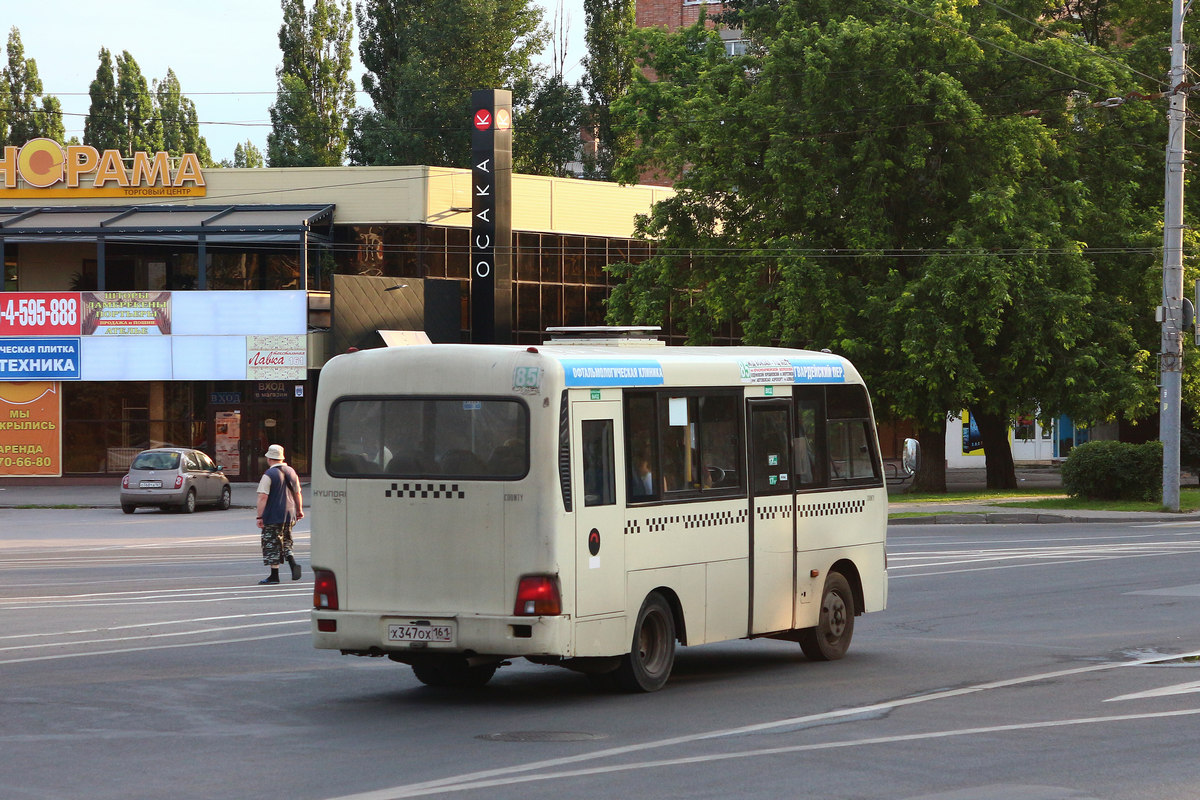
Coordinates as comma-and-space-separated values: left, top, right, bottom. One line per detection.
470, 89, 513, 343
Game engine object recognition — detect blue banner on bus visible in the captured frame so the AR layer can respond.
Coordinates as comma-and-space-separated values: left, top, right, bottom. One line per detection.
561, 359, 665, 387
789, 357, 846, 383
0, 337, 82, 380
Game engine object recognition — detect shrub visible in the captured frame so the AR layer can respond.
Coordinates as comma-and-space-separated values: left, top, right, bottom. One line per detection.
1061, 440, 1162, 502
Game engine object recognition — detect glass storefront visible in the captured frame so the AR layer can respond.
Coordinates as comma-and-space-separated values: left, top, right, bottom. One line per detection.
59, 380, 310, 479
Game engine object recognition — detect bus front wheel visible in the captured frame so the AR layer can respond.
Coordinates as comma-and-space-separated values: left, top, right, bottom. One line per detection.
798, 572, 855, 661
615, 592, 676, 692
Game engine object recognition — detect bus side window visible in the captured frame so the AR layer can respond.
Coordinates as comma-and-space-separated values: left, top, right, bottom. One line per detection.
582, 419, 616, 507
794, 387, 826, 489
625, 392, 659, 502
698, 394, 741, 489
659, 397, 699, 492
826, 385, 881, 483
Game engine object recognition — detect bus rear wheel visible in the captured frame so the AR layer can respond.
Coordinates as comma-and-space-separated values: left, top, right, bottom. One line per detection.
615, 592, 676, 692
411, 657, 498, 689
798, 572, 855, 661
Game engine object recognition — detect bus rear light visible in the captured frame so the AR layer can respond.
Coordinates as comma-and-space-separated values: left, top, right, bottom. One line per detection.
514, 575, 561, 616
313, 569, 339, 610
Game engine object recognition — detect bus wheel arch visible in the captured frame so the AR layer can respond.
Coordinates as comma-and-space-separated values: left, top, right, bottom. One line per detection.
614, 590, 680, 692
829, 558, 865, 618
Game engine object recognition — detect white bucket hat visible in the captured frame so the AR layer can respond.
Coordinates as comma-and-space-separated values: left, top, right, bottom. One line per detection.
264, 444, 285, 461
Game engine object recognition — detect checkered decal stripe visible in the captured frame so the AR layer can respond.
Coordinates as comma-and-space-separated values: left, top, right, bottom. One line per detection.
625, 508, 748, 536
755, 502, 793, 521
799, 499, 866, 517
385, 482, 466, 500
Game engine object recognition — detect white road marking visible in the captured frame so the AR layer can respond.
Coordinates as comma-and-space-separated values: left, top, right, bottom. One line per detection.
0, 609, 307, 641
1106, 681, 1200, 702
889, 538, 1200, 578
319, 649, 1200, 800
0, 630, 307, 665
326, 709, 1200, 799
0, 618, 309, 654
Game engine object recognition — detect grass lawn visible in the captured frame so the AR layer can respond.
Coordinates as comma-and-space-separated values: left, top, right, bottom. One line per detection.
890, 487, 1200, 514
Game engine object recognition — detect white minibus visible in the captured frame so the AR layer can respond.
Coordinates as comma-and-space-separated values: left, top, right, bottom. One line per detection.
310, 329, 892, 691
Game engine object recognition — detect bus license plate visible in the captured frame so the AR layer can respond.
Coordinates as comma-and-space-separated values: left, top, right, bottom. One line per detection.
388, 623, 455, 645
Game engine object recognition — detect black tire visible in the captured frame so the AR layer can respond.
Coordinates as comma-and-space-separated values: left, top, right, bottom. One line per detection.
614, 592, 676, 692
121, 504, 136, 515
181, 489, 197, 514
411, 657, 497, 688
217, 486, 232, 511
798, 572, 855, 661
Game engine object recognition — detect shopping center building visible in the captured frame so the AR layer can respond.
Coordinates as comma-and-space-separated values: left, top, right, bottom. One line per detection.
0, 132, 675, 479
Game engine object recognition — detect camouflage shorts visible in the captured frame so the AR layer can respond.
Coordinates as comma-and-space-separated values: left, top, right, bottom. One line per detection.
261, 522, 294, 566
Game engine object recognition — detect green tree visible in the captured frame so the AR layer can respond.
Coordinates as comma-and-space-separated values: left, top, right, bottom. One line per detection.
3, 27, 64, 145
86, 48, 168, 154
219, 140, 266, 168
116, 51, 163, 153
217, 140, 266, 168
155, 68, 213, 165
84, 47, 123, 150
512, 69, 585, 177
581, 0, 637, 179
351, 0, 547, 167
268, 0, 356, 166
236, 140, 266, 167
607, 0, 1154, 490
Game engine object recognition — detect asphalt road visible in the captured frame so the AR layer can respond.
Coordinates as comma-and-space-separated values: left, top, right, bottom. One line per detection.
2, 508, 1199, 799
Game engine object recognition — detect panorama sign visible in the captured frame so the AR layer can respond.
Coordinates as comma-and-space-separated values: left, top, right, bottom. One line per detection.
0, 138, 206, 198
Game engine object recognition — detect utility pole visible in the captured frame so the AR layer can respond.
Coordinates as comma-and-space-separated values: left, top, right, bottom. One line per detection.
1161, 0, 1190, 512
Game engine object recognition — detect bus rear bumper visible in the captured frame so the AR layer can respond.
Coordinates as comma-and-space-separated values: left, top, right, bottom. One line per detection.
311, 610, 573, 658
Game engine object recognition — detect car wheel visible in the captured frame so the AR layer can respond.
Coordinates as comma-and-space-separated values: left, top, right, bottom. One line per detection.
218, 485, 231, 511
121, 504, 136, 515
798, 572, 855, 661
181, 489, 197, 514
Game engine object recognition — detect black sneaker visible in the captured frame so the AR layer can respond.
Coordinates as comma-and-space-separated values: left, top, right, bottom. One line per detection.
289, 559, 302, 581
258, 575, 280, 585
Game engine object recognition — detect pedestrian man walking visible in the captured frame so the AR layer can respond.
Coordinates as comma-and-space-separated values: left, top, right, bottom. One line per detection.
256, 444, 304, 585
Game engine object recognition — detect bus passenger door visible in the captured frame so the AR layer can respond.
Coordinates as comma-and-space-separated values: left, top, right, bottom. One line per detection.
747, 400, 796, 634
573, 401, 626, 618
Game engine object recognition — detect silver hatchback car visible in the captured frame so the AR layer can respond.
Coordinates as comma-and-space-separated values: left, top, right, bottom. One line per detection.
120, 447, 232, 514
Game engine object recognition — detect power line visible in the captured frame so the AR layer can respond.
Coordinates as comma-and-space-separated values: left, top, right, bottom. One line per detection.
974, 0, 1164, 88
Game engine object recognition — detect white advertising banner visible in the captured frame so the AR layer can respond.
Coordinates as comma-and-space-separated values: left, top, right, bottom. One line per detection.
173, 336, 250, 380
172, 291, 307, 335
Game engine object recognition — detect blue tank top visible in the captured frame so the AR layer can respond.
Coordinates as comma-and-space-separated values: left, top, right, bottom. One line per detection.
262, 464, 298, 525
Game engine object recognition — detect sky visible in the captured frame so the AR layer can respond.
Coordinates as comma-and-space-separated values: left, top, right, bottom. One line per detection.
4, 0, 587, 163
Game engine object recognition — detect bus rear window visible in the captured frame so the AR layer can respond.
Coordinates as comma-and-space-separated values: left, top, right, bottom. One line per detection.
327, 398, 529, 479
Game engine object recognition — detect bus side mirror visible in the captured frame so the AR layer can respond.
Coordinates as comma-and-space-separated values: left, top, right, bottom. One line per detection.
902, 438, 921, 476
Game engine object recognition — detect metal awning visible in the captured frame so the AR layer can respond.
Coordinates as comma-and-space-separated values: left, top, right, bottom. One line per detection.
0, 204, 335, 244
